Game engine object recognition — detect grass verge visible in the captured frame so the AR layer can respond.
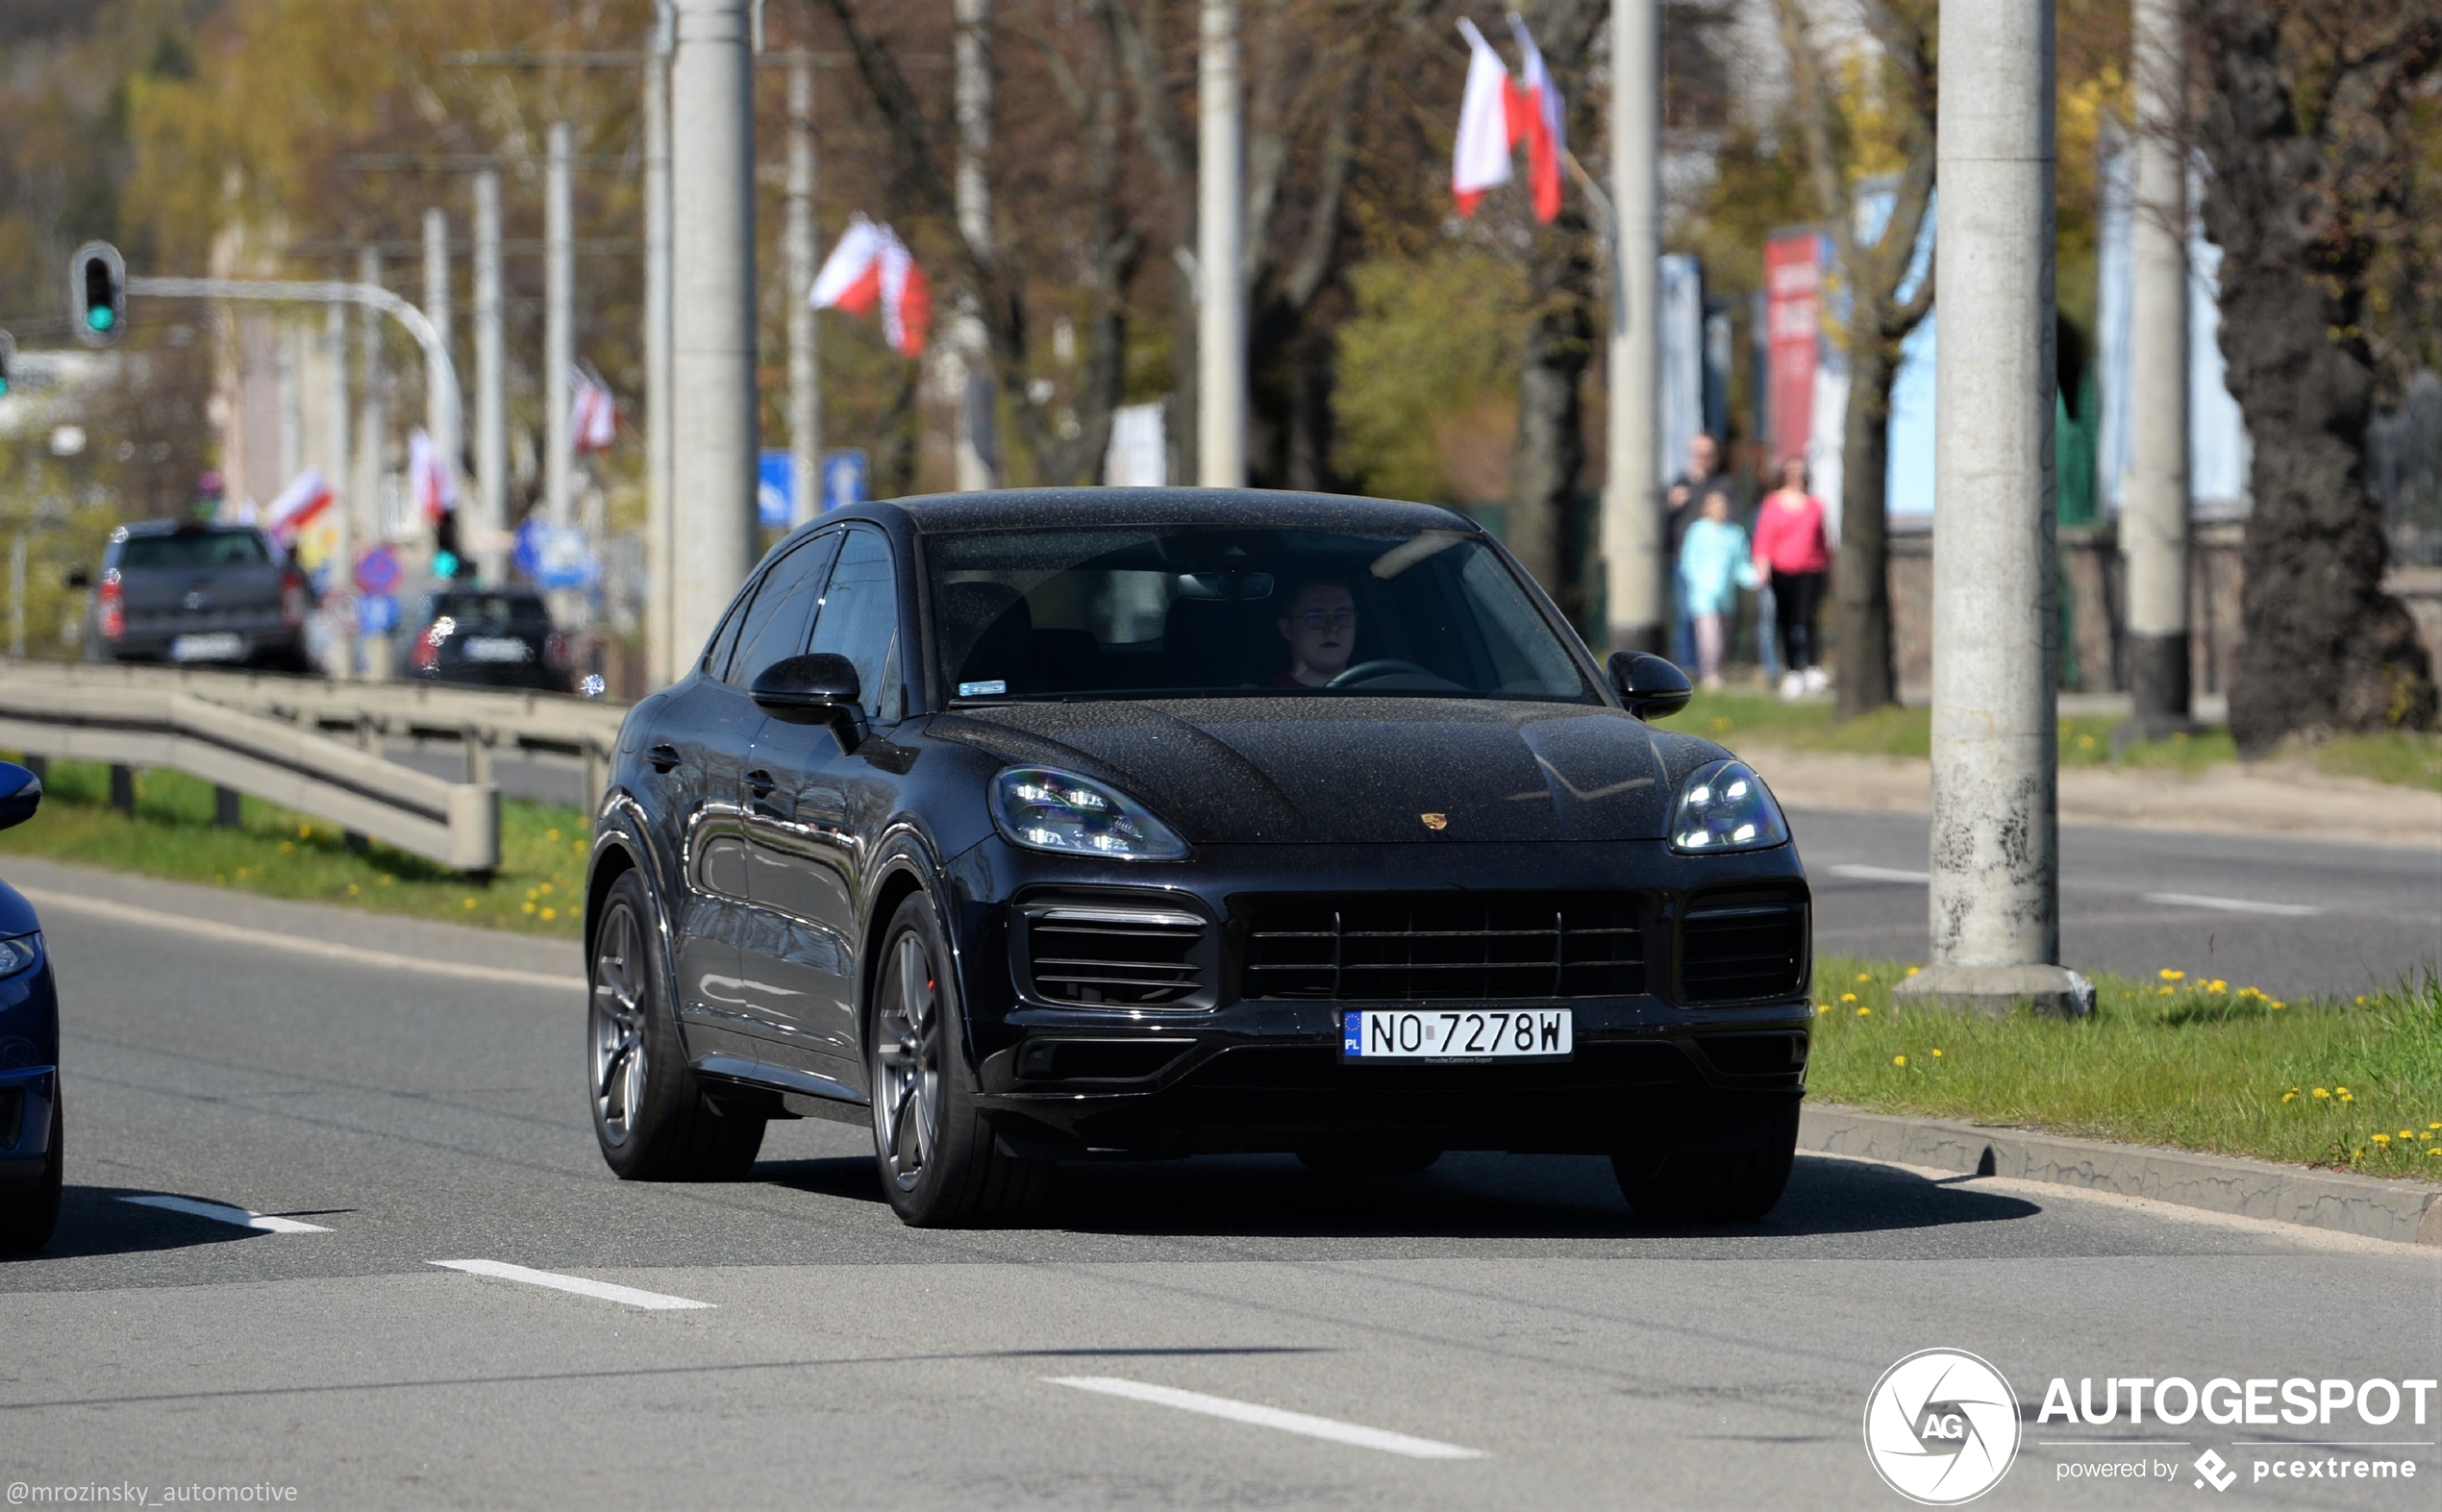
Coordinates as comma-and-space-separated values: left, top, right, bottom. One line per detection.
1680, 689, 2442, 791
0, 756, 589, 938
1807, 956, 2442, 1181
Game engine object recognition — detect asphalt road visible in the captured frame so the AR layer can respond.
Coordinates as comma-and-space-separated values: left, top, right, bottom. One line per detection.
1, 866, 2435, 1509
1793, 808, 2442, 999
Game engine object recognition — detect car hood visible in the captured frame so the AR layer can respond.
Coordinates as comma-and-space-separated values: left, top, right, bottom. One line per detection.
928, 697, 1726, 844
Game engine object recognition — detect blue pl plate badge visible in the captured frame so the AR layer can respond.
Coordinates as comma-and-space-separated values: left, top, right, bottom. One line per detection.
958, 680, 1007, 697
1343, 1011, 1362, 1055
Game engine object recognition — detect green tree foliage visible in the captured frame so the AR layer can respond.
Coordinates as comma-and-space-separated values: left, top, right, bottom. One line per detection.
1331, 248, 1525, 508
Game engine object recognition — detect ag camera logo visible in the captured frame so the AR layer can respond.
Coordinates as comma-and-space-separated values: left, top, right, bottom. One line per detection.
1865, 1349, 2022, 1505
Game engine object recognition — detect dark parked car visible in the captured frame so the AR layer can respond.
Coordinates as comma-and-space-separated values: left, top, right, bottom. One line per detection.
79, 521, 312, 670
0, 762, 60, 1254
586, 490, 1811, 1227
403, 588, 572, 692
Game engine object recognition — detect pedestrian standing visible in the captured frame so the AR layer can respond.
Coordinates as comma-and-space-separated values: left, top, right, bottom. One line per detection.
1664, 434, 1733, 668
1753, 455, 1831, 700
1677, 484, 1757, 690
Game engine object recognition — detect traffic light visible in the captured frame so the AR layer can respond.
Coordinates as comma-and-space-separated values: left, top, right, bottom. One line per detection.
69, 241, 126, 348
431, 508, 465, 579
0, 331, 13, 398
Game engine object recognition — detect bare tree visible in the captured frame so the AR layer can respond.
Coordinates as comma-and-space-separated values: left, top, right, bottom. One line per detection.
2193, 0, 2440, 749
1771, 0, 1936, 719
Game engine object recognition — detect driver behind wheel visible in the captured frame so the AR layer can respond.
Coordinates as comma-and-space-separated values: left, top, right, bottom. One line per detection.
1271, 579, 1358, 686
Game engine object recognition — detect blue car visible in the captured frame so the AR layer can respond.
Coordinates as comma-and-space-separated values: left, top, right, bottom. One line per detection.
0, 762, 59, 1254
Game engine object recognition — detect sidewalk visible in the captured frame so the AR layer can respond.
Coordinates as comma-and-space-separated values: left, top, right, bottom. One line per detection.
1744, 745, 2442, 848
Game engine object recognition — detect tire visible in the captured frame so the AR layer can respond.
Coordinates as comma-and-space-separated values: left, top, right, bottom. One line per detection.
0, 1089, 62, 1256
868, 892, 1051, 1227
1297, 1148, 1442, 1176
1613, 1102, 1799, 1223
588, 870, 764, 1181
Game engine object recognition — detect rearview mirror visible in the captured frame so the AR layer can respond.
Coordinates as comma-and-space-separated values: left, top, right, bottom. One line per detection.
751, 653, 867, 749
1607, 651, 1691, 722
0, 762, 43, 831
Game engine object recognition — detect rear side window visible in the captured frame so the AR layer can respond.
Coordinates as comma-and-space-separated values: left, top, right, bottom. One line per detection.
115, 532, 270, 570
809, 528, 903, 721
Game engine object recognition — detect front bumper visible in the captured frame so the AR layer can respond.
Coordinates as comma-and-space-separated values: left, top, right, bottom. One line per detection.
941, 836, 1812, 1158
0, 1064, 57, 1182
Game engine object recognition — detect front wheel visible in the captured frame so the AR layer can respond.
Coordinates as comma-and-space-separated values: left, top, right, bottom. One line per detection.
0, 1088, 62, 1255
1612, 1103, 1799, 1223
869, 893, 1050, 1227
588, 870, 764, 1180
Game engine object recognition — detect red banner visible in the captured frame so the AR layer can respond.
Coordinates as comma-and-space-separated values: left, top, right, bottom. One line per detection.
1763, 231, 1824, 471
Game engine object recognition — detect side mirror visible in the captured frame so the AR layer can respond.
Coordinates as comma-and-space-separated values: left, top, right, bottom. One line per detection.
0, 763, 42, 831
62, 568, 90, 590
751, 653, 867, 749
1607, 651, 1691, 722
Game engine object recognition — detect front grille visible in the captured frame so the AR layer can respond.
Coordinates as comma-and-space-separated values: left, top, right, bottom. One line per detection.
1020, 902, 1211, 1008
1679, 896, 1808, 1003
1239, 892, 1645, 1002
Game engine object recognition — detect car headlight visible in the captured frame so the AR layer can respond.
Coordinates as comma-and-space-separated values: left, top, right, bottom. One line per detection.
1668, 759, 1789, 854
990, 767, 1189, 860
0, 933, 40, 979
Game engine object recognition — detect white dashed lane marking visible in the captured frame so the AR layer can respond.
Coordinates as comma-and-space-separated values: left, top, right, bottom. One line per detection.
429, 1259, 715, 1311
2142, 892, 2324, 917
118, 1195, 333, 1233
1047, 1376, 1487, 1460
1828, 864, 1931, 884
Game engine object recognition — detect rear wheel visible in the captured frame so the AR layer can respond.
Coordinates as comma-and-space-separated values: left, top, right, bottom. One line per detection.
1612, 1103, 1799, 1223
588, 871, 764, 1180
869, 893, 1050, 1227
1297, 1148, 1442, 1176
0, 1089, 62, 1256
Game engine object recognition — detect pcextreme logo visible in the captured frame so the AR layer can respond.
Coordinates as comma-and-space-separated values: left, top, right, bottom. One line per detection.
1865, 1350, 2023, 1505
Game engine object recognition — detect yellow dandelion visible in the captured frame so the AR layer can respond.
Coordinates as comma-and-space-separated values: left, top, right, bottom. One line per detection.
538, 881, 554, 895
1815, 1004, 1832, 1014
279, 841, 294, 854
1931, 1049, 1943, 1058
297, 824, 311, 838
2270, 1001, 2286, 1010
462, 898, 477, 910
2355, 996, 2368, 1005
2158, 968, 2185, 981
1906, 965, 1920, 977
379, 875, 393, 886
213, 874, 226, 886
1855, 1005, 1871, 1017
1840, 992, 1857, 1003
2313, 1088, 2330, 1098
574, 840, 587, 854
2339, 1092, 2354, 1103
2430, 1123, 2441, 1130
2401, 1130, 2416, 1140
235, 866, 249, 879
1892, 1054, 1906, 1067
2077, 733, 2096, 751
345, 882, 360, 896
2373, 1133, 2391, 1145
2210, 979, 2228, 993
545, 829, 561, 842
2430, 1150, 2442, 1157
521, 902, 536, 915
540, 906, 557, 921
2282, 1091, 2297, 1103
1855, 972, 1870, 982
2337, 1086, 2350, 1095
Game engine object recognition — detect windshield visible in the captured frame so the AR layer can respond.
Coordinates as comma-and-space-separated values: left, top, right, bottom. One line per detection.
434, 594, 553, 632
928, 526, 1595, 704
115, 531, 270, 570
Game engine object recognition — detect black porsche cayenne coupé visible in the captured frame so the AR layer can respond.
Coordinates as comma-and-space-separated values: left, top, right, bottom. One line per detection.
586, 489, 1812, 1226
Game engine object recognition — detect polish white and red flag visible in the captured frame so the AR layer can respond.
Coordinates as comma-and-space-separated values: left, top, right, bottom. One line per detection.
1449, 14, 1565, 224
810, 214, 933, 359
262, 469, 335, 542
571, 368, 617, 453
408, 429, 458, 522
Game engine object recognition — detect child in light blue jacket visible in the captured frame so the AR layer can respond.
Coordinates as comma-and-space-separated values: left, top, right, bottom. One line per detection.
1677, 486, 1759, 689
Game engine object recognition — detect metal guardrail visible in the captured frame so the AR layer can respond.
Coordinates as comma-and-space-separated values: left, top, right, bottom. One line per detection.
1, 662, 631, 810
0, 681, 501, 872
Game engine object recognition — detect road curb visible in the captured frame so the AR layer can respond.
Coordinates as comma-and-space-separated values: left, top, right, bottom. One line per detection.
1798, 1103, 2442, 1248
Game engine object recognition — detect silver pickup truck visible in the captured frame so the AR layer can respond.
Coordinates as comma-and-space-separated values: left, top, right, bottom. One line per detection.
75, 520, 315, 671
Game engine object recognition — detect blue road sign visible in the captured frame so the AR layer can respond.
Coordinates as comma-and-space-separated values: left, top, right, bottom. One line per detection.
823, 449, 870, 512
759, 450, 794, 529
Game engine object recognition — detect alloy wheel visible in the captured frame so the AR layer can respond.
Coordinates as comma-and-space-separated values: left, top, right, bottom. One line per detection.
589, 902, 649, 1146
872, 930, 941, 1193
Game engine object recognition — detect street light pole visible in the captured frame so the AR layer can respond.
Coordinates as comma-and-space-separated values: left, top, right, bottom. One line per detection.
953, 0, 998, 492
1603, 0, 1663, 655
325, 297, 356, 680
473, 170, 508, 586
2124, 0, 2191, 742
644, 35, 677, 685
669, 0, 760, 662
1196, 0, 1244, 488
785, 57, 821, 527
545, 121, 576, 536
422, 209, 457, 476
1897, 0, 2092, 1018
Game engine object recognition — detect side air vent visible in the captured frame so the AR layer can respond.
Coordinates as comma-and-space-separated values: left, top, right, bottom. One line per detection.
1016, 897, 1216, 1010
1678, 895, 1809, 1004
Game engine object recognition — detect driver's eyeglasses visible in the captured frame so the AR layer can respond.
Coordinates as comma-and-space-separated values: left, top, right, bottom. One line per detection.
1293, 608, 1357, 630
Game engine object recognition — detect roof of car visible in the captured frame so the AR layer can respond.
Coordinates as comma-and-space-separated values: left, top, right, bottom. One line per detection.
865, 487, 1480, 536
117, 519, 263, 537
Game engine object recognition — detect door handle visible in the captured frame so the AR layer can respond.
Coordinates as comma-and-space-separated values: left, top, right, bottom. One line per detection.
645, 743, 682, 773
744, 768, 777, 800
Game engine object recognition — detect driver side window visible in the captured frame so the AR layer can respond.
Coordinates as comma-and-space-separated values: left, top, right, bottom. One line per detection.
809, 527, 904, 722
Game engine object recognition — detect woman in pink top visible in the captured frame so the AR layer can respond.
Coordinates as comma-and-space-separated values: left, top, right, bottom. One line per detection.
1752, 456, 1831, 698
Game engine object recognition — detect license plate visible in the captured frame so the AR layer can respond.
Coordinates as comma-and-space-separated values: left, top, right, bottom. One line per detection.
169, 632, 243, 662
1341, 1007, 1573, 1061
464, 636, 532, 663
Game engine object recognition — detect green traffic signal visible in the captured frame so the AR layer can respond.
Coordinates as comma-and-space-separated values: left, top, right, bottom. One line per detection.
87, 308, 114, 332
433, 550, 461, 578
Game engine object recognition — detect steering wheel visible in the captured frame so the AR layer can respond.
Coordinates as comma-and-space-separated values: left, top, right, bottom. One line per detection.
1327, 658, 1445, 689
